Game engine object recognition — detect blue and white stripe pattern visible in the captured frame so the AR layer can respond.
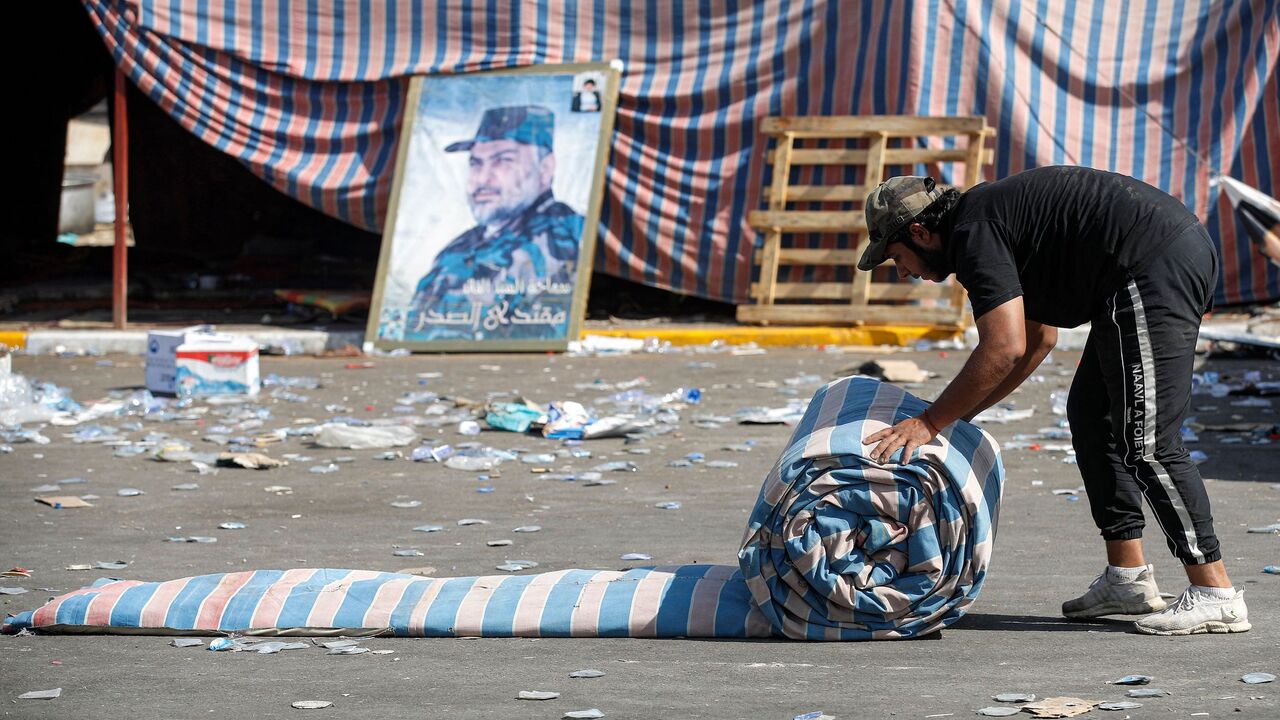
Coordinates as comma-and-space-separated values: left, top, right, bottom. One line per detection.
5, 378, 1004, 641
740, 377, 1004, 640
79, 1, 1279, 306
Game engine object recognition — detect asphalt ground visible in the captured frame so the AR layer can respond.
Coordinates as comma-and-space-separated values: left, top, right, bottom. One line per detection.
1, 347, 1276, 719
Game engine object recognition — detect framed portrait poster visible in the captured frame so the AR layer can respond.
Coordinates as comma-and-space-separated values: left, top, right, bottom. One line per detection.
366, 61, 621, 352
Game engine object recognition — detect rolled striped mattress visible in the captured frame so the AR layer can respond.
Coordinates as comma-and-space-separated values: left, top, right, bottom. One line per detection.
4, 378, 1003, 640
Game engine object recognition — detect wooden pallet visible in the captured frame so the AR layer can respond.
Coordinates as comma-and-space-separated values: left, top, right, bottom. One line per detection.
738, 115, 995, 328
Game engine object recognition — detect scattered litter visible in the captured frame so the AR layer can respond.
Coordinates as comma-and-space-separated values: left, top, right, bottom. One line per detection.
217, 452, 287, 469
0, 587, 29, 595
413, 525, 444, 533
309, 463, 339, 474
569, 669, 605, 679
218, 522, 246, 530
518, 691, 561, 700
291, 700, 333, 709
264, 485, 293, 495
1098, 701, 1141, 711
191, 461, 218, 475
327, 646, 370, 655
167, 536, 217, 543
854, 359, 930, 383
117, 488, 144, 497
496, 560, 538, 572
992, 693, 1036, 703
1241, 672, 1275, 684
457, 518, 490, 526
314, 423, 416, 449
1126, 688, 1168, 698
392, 549, 424, 557
737, 404, 806, 425
18, 688, 61, 700
1112, 675, 1152, 685
251, 641, 309, 654
793, 713, 833, 720
1049, 390, 1068, 415
486, 402, 545, 433
34, 496, 93, 509
593, 461, 638, 473
445, 452, 504, 472
1246, 523, 1280, 534
94, 560, 129, 570
512, 526, 541, 533
654, 501, 681, 510
975, 708, 1020, 717
172, 483, 200, 491
171, 638, 204, 647
65, 564, 94, 571
563, 710, 605, 719
1263, 566, 1279, 575
1019, 697, 1099, 718
620, 553, 652, 561
706, 460, 739, 469
487, 540, 513, 547
390, 500, 423, 509
972, 406, 1034, 424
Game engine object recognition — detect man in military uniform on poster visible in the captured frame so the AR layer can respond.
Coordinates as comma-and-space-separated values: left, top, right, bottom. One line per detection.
410, 105, 583, 341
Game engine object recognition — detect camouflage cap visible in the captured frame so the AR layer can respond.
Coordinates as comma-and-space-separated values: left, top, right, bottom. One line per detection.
858, 176, 944, 271
445, 105, 555, 153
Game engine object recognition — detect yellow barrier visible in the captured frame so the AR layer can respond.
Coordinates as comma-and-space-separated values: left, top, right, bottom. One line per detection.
0, 331, 28, 350
584, 325, 960, 348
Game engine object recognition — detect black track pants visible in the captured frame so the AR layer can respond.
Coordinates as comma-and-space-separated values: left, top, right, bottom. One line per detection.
1066, 224, 1222, 565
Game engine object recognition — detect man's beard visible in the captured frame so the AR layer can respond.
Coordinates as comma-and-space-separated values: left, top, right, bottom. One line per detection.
902, 237, 953, 278
469, 181, 544, 228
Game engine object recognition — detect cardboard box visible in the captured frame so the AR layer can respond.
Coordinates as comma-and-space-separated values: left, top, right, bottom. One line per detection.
175, 335, 260, 397
145, 326, 213, 395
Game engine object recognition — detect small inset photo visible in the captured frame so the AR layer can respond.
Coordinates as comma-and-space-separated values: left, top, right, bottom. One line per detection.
571, 72, 605, 113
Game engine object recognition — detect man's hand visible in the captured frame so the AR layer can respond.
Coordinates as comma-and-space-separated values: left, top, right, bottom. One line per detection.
864, 414, 938, 465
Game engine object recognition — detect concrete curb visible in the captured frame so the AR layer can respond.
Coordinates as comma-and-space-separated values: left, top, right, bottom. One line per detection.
0, 328, 361, 356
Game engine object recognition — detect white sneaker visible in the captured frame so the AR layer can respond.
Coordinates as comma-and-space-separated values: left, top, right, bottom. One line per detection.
1134, 587, 1250, 635
1062, 565, 1168, 619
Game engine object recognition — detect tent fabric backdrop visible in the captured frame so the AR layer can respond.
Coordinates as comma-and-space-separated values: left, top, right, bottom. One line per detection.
83, 0, 1280, 306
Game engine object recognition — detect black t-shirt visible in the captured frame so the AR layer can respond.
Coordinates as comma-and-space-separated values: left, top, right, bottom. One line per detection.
945, 166, 1199, 327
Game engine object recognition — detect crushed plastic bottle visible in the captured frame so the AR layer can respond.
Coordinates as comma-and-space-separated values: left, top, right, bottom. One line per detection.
1049, 390, 1068, 416
445, 456, 498, 472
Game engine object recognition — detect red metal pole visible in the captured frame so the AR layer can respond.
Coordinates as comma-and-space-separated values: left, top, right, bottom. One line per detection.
112, 67, 129, 329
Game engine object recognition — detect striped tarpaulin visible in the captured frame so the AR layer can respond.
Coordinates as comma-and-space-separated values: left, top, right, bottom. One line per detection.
4, 378, 1004, 641
2, 567, 772, 638
740, 376, 1003, 639
83, 1, 1279, 306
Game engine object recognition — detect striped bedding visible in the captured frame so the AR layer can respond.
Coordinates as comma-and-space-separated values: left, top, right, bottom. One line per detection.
4, 378, 1003, 640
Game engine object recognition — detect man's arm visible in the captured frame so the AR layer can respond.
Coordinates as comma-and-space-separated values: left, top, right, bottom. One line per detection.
865, 296, 1027, 463
922, 296, 1029, 429
961, 319, 1057, 421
